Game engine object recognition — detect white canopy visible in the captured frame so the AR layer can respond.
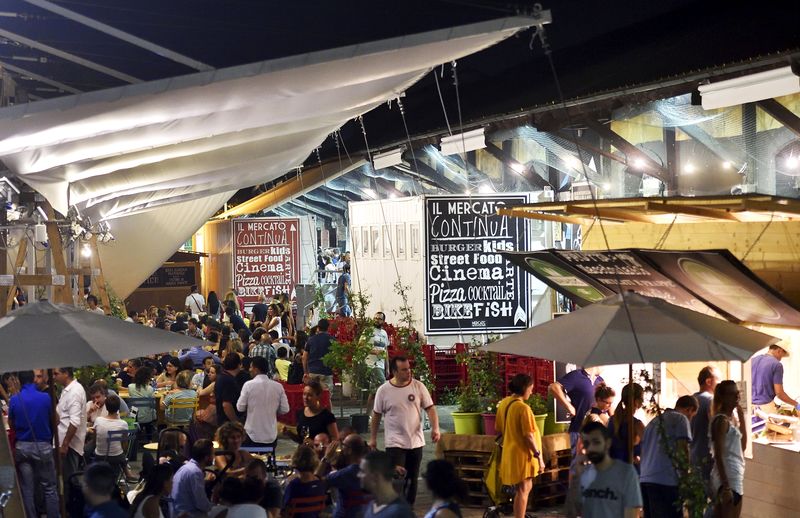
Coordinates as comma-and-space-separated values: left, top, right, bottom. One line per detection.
0, 16, 535, 297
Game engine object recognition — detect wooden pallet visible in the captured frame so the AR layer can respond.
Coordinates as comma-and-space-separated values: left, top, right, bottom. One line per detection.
442, 449, 493, 508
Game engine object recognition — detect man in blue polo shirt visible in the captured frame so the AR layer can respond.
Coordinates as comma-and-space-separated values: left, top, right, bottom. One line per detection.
751, 342, 798, 414
8, 370, 60, 518
549, 366, 604, 457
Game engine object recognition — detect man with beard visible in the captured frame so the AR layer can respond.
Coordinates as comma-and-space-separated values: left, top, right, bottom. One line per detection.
568, 421, 642, 518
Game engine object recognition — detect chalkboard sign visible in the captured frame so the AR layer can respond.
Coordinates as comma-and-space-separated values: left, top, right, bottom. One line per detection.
139, 265, 196, 289
232, 217, 301, 308
424, 194, 529, 334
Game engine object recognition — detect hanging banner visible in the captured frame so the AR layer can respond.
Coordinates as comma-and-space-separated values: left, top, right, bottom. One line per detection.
505, 250, 614, 307
638, 249, 800, 326
424, 194, 530, 334
232, 218, 301, 309
508, 248, 800, 326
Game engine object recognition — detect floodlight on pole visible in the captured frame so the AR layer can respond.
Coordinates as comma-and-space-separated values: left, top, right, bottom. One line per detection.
440, 128, 486, 156
698, 65, 800, 110
372, 147, 405, 170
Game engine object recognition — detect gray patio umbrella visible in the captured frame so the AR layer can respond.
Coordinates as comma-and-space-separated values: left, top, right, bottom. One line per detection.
0, 299, 203, 371
486, 292, 779, 366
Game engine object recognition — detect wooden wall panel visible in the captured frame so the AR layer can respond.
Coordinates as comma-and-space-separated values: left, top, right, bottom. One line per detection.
743, 443, 800, 517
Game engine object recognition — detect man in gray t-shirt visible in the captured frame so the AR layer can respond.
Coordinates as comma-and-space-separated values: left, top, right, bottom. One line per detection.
691, 366, 720, 481
640, 396, 698, 518
570, 421, 642, 518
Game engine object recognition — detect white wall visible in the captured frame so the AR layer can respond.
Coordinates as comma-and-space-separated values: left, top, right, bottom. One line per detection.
349, 197, 426, 331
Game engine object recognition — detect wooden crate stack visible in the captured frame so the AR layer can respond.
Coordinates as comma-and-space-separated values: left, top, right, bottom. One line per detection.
436, 434, 495, 508
531, 433, 571, 509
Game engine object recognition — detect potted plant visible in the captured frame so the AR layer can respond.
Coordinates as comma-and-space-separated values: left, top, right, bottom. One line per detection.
527, 393, 549, 441
452, 382, 483, 434
323, 290, 374, 433
453, 340, 502, 435
482, 400, 500, 436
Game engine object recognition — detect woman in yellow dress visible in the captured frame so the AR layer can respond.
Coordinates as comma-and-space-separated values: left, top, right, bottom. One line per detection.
495, 373, 546, 518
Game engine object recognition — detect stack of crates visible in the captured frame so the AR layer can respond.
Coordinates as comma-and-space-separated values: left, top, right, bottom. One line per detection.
499, 354, 554, 397
424, 343, 467, 402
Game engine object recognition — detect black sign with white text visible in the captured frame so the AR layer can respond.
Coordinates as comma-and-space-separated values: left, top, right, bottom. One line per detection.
424, 194, 529, 334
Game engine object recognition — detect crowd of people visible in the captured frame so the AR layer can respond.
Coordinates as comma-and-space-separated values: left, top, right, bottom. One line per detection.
3, 278, 766, 518
2, 279, 454, 518
541, 365, 746, 518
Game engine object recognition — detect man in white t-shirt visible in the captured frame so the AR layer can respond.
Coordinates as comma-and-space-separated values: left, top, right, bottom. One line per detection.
369, 356, 440, 505
86, 294, 105, 315
185, 285, 206, 318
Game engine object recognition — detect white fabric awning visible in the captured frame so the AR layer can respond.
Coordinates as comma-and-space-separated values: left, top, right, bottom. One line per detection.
0, 16, 534, 218
0, 16, 535, 297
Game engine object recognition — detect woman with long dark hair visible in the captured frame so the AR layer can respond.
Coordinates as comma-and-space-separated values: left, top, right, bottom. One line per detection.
710, 380, 746, 518
207, 291, 221, 320
155, 358, 180, 389
608, 383, 645, 469
130, 464, 173, 518
128, 366, 156, 435
423, 460, 467, 518
495, 374, 545, 518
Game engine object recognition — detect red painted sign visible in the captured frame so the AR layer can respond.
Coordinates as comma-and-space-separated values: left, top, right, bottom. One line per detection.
232, 218, 300, 308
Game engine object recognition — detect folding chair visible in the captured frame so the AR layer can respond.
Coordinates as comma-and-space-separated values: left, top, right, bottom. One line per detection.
164, 397, 198, 428
105, 424, 140, 490
125, 397, 157, 457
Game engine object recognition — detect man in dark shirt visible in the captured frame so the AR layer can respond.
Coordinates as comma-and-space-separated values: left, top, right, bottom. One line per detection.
358, 451, 414, 518
216, 354, 243, 424
225, 306, 251, 339
316, 434, 371, 518
549, 367, 604, 458
251, 293, 269, 324
9, 370, 60, 518
303, 318, 334, 390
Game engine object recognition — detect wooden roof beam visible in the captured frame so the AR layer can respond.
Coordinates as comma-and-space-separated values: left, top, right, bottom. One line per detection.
498, 207, 588, 225
757, 98, 800, 138
567, 205, 654, 223
582, 118, 669, 183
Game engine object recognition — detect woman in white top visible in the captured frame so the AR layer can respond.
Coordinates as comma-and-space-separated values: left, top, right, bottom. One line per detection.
265, 304, 282, 339
130, 464, 173, 518
710, 380, 747, 518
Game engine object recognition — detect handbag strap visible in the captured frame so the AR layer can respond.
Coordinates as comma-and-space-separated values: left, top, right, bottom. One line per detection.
498, 399, 522, 441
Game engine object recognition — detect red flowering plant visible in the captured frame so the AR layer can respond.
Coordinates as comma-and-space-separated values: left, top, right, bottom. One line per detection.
323, 291, 374, 390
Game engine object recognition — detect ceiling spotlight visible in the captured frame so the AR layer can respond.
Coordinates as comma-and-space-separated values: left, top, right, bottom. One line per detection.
510, 162, 526, 174
81, 244, 92, 258
722, 161, 733, 170
464, 189, 471, 195
633, 158, 646, 169
602, 182, 611, 191
683, 163, 696, 174
785, 156, 799, 170
478, 183, 494, 194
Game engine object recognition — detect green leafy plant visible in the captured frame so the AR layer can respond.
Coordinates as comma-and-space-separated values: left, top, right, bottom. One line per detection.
390, 280, 433, 392
74, 364, 115, 390
527, 393, 549, 415
106, 283, 127, 320
323, 289, 374, 391
455, 338, 503, 413
437, 387, 459, 406
455, 382, 483, 413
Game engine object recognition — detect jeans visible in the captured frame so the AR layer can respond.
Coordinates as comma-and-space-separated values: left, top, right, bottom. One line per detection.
641, 483, 682, 518
386, 446, 423, 505
14, 441, 60, 518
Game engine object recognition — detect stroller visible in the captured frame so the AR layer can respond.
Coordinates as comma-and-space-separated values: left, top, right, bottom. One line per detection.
482, 441, 517, 518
